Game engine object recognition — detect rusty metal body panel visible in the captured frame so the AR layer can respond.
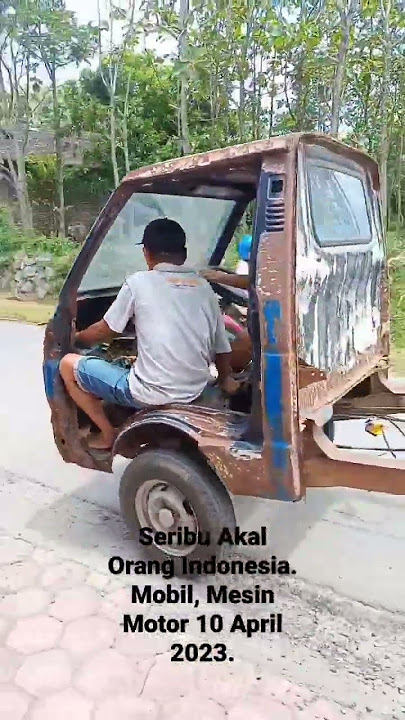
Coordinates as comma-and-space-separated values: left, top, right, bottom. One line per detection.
113, 406, 272, 497
122, 133, 372, 186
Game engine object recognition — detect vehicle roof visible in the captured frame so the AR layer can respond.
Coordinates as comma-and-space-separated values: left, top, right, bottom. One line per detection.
122, 132, 377, 187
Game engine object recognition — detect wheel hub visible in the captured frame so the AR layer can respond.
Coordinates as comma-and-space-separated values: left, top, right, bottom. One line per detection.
134, 479, 199, 557
158, 507, 175, 529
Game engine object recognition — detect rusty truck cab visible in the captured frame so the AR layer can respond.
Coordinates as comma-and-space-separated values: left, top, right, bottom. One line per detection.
43, 132, 405, 566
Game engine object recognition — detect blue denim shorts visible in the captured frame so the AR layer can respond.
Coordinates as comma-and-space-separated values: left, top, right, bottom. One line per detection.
74, 357, 144, 408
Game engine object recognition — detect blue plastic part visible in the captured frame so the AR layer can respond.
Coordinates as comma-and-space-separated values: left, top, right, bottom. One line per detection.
238, 234, 252, 262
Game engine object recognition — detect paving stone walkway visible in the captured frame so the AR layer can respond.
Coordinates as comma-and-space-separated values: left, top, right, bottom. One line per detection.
0, 536, 360, 720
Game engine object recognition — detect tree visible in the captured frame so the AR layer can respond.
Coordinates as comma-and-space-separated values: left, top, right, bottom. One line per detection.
97, 0, 137, 186
330, 0, 358, 136
0, 0, 44, 230
177, 0, 191, 154
378, 0, 393, 223
25, 0, 97, 236
46, 50, 179, 193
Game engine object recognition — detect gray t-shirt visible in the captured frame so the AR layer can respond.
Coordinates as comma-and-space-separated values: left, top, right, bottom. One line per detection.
103, 263, 231, 406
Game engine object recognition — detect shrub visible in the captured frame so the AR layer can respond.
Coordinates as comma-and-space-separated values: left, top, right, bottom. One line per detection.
0, 207, 78, 292
388, 229, 405, 349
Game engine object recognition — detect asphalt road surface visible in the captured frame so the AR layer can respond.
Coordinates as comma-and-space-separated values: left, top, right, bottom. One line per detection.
1, 321, 405, 719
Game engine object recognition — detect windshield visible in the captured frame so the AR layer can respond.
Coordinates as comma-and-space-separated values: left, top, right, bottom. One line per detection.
79, 192, 236, 293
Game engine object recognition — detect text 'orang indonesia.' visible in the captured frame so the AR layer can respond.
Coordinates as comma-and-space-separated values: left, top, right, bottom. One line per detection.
108, 526, 297, 579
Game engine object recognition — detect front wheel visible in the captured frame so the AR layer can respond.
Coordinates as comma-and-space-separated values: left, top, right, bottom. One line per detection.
119, 449, 236, 575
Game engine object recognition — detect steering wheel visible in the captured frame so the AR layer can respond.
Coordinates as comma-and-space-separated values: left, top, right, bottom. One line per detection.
205, 266, 249, 308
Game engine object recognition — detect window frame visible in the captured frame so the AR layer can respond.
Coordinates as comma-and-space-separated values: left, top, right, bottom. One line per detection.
305, 157, 373, 249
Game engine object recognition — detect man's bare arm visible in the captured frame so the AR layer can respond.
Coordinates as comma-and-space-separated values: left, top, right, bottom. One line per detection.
215, 352, 240, 395
75, 320, 119, 348
201, 269, 249, 290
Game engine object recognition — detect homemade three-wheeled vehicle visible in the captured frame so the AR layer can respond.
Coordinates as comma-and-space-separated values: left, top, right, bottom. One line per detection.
43, 133, 405, 567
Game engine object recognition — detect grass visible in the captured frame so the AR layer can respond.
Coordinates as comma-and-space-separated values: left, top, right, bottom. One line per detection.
0, 294, 56, 325
392, 349, 405, 376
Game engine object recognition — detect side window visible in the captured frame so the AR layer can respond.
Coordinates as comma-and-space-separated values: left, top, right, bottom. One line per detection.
221, 200, 255, 270
307, 164, 371, 246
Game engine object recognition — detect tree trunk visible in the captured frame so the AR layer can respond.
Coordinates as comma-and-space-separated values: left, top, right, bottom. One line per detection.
52, 68, 65, 237
122, 118, 130, 176
379, 0, 392, 225
238, 76, 246, 142
178, 0, 191, 155
4, 151, 27, 228
251, 45, 257, 140
330, 0, 357, 136
14, 138, 32, 231
294, 53, 305, 130
17, 112, 33, 231
268, 56, 276, 138
109, 92, 120, 187
0, 63, 6, 119
223, 2, 233, 140
122, 71, 132, 175
397, 132, 403, 235
5, 125, 32, 232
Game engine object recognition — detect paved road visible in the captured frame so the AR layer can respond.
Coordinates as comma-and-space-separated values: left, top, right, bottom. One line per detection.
1, 321, 405, 719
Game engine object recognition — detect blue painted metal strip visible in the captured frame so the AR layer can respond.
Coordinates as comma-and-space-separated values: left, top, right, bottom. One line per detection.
43, 359, 60, 401
264, 300, 281, 347
263, 351, 289, 471
263, 300, 291, 500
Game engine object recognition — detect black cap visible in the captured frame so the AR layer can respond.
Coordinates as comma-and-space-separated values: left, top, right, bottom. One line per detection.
136, 218, 186, 255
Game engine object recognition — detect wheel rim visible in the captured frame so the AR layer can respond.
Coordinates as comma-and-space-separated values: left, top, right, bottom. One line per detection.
134, 479, 199, 557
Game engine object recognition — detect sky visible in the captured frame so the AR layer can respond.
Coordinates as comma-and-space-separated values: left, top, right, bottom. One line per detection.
67, 0, 100, 26
59, 0, 119, 82
59, 0, 174, 83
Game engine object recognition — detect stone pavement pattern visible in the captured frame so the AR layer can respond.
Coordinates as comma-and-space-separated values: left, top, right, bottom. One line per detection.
0, 536, 361, 720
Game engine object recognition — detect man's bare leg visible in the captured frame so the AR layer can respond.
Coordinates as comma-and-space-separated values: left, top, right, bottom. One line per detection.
59, 354, 117, 450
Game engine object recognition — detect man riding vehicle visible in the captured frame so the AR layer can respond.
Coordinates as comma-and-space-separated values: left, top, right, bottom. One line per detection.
59, 218, 239, 450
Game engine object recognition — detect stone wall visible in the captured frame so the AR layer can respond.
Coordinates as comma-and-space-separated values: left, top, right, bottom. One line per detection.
0, 253, 55, 300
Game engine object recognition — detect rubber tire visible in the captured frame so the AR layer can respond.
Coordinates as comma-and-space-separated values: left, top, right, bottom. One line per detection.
324, 419, 335, 443
119, 449, 236, 576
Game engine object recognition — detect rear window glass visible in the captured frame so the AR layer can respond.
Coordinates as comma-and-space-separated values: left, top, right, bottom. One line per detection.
307, 164, 371, 246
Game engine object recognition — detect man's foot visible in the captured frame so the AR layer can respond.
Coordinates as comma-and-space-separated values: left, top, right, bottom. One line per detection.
87, 431, 117, 450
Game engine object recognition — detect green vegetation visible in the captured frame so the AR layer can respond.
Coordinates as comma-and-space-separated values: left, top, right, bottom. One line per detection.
0, 208, 77, 290
388, 230, 405, 348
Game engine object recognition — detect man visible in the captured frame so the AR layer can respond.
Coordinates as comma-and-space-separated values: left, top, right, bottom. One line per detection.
59, 218, 239, 450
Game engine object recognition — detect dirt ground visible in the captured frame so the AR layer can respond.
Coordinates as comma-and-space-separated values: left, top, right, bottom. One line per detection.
0, 294, 56, 325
